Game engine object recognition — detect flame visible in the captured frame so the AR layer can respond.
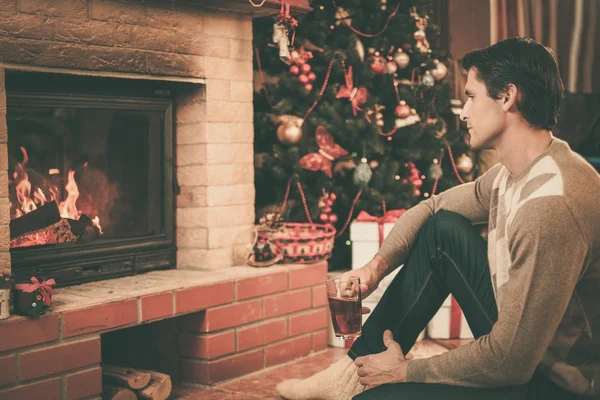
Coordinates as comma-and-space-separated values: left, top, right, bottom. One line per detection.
10, 148, 103, 246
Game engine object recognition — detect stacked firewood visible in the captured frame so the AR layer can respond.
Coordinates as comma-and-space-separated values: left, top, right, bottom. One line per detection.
102, 365, 172, 400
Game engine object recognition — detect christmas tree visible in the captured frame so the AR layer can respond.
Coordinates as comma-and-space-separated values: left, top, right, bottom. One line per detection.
253, 0, 473, 269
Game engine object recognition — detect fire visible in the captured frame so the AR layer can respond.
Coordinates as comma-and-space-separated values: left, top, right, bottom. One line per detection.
11, 146, 103, 240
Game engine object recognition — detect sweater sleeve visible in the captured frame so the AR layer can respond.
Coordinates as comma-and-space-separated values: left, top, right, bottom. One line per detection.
377, 163, 502, 268
406, 198, 588, 387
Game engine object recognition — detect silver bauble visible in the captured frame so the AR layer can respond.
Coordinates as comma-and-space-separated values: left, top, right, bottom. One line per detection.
393, 50, 410, 69
422, 71, 435, 87
353, 161, 373, 187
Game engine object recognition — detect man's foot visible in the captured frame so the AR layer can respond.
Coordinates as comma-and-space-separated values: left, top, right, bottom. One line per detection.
276, 355, 365, 400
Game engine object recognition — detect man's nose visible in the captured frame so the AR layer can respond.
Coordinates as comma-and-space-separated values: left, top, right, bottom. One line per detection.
459, 109, 468, 122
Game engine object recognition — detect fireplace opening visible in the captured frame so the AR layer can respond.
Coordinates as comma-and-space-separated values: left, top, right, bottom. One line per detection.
6, 71, 176, 287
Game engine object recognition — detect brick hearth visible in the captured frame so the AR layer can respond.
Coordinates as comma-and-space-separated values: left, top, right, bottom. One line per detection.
0, 1, 323, 399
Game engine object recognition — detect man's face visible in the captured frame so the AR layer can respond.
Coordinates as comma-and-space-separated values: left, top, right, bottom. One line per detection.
460, 69, 506, 150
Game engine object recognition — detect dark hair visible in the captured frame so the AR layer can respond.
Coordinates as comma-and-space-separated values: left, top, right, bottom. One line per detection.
461, 37, 564, 130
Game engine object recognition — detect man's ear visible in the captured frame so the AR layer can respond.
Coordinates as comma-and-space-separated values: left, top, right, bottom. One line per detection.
502, 83, 519, 112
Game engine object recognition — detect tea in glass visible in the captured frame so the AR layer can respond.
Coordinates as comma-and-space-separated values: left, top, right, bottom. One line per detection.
326, 277, 362, 339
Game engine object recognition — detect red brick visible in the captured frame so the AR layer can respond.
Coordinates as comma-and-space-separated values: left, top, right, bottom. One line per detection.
65, 367, 102, 400
312, 284, 328, 307
0, 377, 61, 400
185, 299, 262, 332
289, 262, 328, 289
180, 349, 263, 384
175, 282, 233, 314
0, 354, 16, 386
236, 272, 288, 300
141, 292, 173, 322
289, 308, 329, 337
20, 337, 101, 381
263, 288, 311, 318
179, 330, 235, 359
0, 314, 58, 352
62, 300, 137, 338
237, 318, 287, 352
313, 330, 327, 351
264, 335, 312, 367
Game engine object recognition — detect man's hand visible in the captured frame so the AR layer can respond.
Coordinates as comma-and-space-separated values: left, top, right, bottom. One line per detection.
340, 255, 390, 300
355, 330, 409, 389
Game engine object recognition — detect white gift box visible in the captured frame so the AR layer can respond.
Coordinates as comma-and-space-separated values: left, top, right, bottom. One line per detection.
427, 295, 473, 339
350, 220, 395, 270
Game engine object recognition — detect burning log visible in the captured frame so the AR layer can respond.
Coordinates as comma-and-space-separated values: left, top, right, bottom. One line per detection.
9, 201, 61, 239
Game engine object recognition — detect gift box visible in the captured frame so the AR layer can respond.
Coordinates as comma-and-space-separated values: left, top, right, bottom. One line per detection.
350, 210, 403, 271
427, 295, 473, 339
14, 277, 56, 318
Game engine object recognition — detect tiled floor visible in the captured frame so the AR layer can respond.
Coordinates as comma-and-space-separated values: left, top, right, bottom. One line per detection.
171, 339, 469, 399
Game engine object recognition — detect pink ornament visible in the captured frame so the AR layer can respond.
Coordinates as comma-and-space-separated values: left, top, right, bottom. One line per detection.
395, 101, 411, 118
308, 72, 316, 82
304, 83, 313, 91
298, 74, 309, 84
301, 63, 312, 74
329, 214, 338, 223
414, 189, 421, 197
329, 193, 337, 201
369, 55, 387, 74
320, 213, 329, 222
289, 65, 300, 75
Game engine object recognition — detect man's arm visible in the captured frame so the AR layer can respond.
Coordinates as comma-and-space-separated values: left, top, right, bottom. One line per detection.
405, 198, 588, 387
376, 163, 502, 271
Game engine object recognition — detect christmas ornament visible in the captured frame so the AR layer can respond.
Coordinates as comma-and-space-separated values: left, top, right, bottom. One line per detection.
457, 154, 474, 174
394, 106, 421, 128
298, 74, 309, 84
369, 54, 387, 74
366, 104, 385, 126
272, 22, 291, 62
369, 160, 379, 169
429, 162, 443, 179
307, 72, 316, 81
410, 8, 430, 54
289, 65, 299, 75
318, 190, 338, 224
355, 38, 365, 61
386, 61, 398, 74
380, 0, 387, 11
422, 71, 435, 87
299, 126, 348, 177
276, 115, 304, 145
393, 49, 410, 68
336, 64, 368, 115
395, 100, 411, 118
301, 63, 311, 74
353, 158, 373, 187
335, 7, 351, 26
431, 60, 448, 81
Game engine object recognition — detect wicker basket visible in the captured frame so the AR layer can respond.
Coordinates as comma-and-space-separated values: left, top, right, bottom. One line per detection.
258, 222, 336, 264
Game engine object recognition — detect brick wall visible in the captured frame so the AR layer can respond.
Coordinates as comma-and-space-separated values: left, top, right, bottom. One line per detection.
0, 263, 329, 399
0, 0, 256, 273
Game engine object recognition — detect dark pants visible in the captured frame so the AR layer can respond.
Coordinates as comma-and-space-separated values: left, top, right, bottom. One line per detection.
349, 211, 582, 400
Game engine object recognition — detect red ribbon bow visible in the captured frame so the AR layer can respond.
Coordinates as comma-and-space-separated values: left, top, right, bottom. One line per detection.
15, 277, 57, 307
355, 209, 406, 246
336, 66, 368, 115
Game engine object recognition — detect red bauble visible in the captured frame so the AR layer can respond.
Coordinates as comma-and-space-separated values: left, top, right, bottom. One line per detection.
320, 213, 329, 222
395, 101, 411, 118
289, 65, 300, 75
369, 55, 387, 74
329, 214, 338, 223
329, 193, 337, 201
308, 72, 316, 82
324, 206, 332, 213
304, 83, 313, 91
298, 74, 309, 84
301, 63, 312, 74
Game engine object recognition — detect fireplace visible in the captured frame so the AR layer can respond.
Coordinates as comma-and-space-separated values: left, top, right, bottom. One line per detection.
6, 71, 175, 287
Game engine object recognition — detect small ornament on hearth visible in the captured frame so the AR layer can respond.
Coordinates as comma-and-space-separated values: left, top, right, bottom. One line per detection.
14, 276, 56, 318
457, 154, 474, 174
275, 115, 304, 145
431, 60, 448, 81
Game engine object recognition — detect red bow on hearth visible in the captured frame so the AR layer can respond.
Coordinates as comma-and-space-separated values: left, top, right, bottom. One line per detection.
299, 126, 348, 178
15, 277, 57, 306
356, 209, 406, 247
336, 66, 368, 116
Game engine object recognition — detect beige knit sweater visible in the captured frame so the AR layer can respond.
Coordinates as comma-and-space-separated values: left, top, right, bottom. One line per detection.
378, 138, 600, 396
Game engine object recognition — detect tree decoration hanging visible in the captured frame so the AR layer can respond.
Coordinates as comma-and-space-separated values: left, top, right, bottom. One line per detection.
336, 62, 368, 115
299, 126, 348, 177
318, 190, 338, 224
431, 59, 448, 81
275, 115, 304, 145
410, 7, 430, 54
353, 157, 373, 187
272, 2, 298, 63
393, 48, 410, 69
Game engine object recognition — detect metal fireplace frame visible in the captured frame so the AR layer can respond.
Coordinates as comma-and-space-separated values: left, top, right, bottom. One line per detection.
7, 89, 176, 287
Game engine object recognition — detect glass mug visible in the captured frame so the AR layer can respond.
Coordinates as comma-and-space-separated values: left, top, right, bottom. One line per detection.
326, 276, 362, 339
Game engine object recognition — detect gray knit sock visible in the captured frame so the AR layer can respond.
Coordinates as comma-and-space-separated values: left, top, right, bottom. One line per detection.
276, 355, 365, 400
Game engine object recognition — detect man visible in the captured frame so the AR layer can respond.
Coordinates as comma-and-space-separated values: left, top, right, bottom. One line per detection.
277, 37, 600, 400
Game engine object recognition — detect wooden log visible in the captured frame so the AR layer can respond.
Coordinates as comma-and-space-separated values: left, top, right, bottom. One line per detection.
136, 370, 172, 400
10, 200, 61, 239
101, 384, 137, 400
102, 364, 152, 390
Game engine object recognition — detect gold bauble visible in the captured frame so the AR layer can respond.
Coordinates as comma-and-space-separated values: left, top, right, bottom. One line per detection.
457, 154, 474, 174
393, 49, 410, 69
276, 115, 304, 145
431, 60, 448, 81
